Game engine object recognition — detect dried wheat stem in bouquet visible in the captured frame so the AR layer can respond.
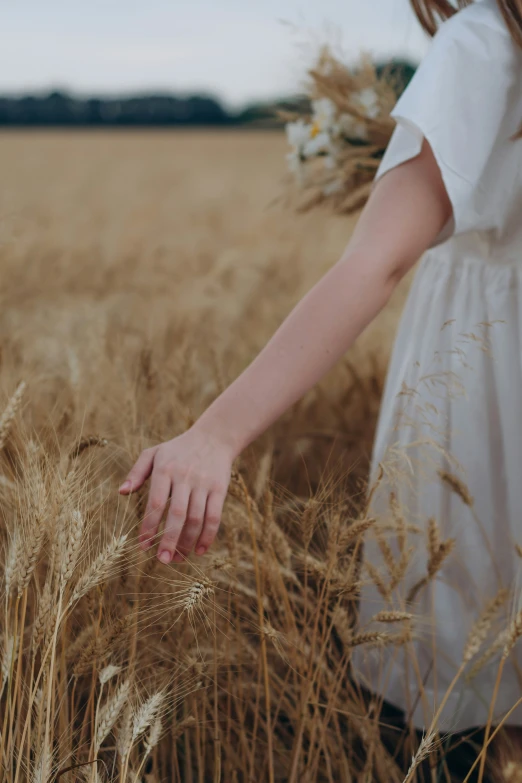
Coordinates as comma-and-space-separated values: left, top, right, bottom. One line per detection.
283, 48, 400, 214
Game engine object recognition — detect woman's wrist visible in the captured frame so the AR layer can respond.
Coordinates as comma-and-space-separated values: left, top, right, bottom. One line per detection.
190, 409, 248, 461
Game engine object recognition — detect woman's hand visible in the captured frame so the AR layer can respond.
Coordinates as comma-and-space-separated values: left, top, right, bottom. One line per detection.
119, 427, 235, 564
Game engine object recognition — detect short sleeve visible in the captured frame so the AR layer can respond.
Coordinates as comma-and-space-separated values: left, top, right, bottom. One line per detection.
374, 4, 517, 248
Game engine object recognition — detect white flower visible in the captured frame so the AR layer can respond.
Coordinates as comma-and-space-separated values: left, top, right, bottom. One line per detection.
285, 113, 336, 183
339, 113, 368, 141
311, 97, 337, 132
286, 120, 313, 181
303, 131, 332, 157
353, 87, 380, 120
286, 119, 313, 150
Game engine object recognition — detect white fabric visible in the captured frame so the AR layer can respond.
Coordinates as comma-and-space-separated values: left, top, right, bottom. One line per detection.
351, 0, 522, 732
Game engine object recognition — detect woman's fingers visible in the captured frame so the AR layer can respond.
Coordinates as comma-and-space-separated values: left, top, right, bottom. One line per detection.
120, 447, 158, 494
174, 489, 208, 562
139, 470, 171, 550
157, 484, 191, 564
123, 435, 232, 561
195, 491, 226, 555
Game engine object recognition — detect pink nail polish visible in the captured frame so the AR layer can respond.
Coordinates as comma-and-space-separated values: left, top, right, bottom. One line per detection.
195, 546, 206, 555
119, 480, 131, 493
158, 550, 172, 564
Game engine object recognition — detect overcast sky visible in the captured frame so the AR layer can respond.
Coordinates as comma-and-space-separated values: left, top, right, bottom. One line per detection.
2, 0, 430, 108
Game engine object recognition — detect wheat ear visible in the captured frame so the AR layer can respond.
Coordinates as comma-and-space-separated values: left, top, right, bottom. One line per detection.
0, 380, 26, 450
403, 729, 439, 783
59, 508, 85, 587
95, 679, 131, 752
132, 691, 165, 742
68, 534, 128, 606
462, 588, 509, 664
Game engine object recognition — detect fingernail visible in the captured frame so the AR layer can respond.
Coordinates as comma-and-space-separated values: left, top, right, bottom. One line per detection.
119, 480, 131, 493
173, 552, 184, 563
195, 546, 206, 555
158, 550, 172, 564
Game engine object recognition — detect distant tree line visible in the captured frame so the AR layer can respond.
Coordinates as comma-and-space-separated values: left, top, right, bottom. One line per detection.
0, 60, 415, 128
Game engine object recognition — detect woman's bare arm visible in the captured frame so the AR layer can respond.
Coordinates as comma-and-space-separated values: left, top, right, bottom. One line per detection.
119, 139, 452, 564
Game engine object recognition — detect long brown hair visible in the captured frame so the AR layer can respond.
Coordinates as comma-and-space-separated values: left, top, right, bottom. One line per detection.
410, 0, 522, 47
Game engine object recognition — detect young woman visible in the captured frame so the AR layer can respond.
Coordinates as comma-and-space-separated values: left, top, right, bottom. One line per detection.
120, 0, 522, 733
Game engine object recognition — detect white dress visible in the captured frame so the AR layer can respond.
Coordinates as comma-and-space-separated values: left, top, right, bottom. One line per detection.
351, 0, 522, 732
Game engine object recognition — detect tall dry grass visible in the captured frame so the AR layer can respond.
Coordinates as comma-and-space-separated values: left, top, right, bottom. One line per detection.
0, 131, 519, 782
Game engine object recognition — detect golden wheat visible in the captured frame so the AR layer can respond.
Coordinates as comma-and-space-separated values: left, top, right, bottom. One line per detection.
95, 679, 131, 751
0, 381, 26, 451
0, 131, 518, 783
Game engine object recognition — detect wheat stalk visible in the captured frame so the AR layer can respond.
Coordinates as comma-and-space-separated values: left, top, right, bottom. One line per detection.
117, 704, 134, 762
0, 380, 26, 450
0, 635, 14, 698
59, 508, 85, 587
68, 435, 108, 461
262, 623, 287, 659
438, 469, 474, 507
99, 664, 122, 685
17, 478, 48, 594
370, 611, 413, 624
32, 736, 52, 783
64, 623, 95, 662
332, 606, 354, 647
183, 581, 214, 616
403, 729, 438, 783
68, 534, 128, 606
32, 570, 55, 653
462, 587, 509, 663
503, 611, 522, 659
74, 615, 133, 676
351, 631, 390, 647
377, 535, 396, 579
4, 531, 20, 595
467, 629, 510, 680
338, 516, 375, 547
427, 517, 441, 563
301, 498, 318, 546
326, 511, 341, 569
407, 520, 455, 604
428, 539, 455, 579
364, 560, 390, 601
300, 552, 328, 578
132, 691, 165, 742
143, 714, 163, 755
172, 715, 197, 740
95, 679, 131, 751
133, 712, 165, 783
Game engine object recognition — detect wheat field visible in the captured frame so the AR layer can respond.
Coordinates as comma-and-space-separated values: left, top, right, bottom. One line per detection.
0, 130, 513, 783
